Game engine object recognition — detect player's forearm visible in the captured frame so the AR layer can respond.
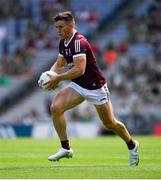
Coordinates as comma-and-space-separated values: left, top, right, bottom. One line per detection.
50, 62, 64, 74
57, 66, 84, 81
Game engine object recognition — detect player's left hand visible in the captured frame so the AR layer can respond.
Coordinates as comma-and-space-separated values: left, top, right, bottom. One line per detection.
44, 74, 59, 90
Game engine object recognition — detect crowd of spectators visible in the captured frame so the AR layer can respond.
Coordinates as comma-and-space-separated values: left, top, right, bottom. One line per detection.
0, 0, 160, 135
0, 0, 69, 86
95, 0, 161, 133
0, 0, 100, 86
0, 0, 104, 130
119, 0, 160, 105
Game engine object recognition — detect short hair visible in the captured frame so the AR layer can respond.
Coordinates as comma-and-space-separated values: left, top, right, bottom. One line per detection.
53, 11, 74, 23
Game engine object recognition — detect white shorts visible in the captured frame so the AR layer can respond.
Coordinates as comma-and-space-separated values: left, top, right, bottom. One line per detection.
68, 82, 110, 105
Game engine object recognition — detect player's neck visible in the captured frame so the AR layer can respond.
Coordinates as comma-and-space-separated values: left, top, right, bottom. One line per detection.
65, 29, 76, 43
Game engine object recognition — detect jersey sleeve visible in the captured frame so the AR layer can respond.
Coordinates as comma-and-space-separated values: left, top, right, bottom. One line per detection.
73, 39, 88, 58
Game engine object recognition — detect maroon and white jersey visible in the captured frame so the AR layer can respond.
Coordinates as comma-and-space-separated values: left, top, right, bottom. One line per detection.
59, 31, 106, 90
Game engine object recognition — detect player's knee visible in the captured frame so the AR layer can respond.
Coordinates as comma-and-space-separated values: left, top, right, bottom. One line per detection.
50, 102, 63, 116
103, 119, 116, 130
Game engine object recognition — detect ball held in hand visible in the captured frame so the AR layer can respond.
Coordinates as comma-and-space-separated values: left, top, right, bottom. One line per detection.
38, 70, 58, 90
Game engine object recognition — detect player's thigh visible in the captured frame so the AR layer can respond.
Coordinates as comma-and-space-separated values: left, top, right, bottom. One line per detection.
51, 87, 85, 112
94, 101, 115, 124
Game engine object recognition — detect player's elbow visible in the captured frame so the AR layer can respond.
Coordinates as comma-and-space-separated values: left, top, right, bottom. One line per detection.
73, 65, 85, 77
78, 67, 85, 76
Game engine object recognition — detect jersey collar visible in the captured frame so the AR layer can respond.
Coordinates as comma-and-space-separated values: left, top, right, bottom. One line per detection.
64, 30, 77, 47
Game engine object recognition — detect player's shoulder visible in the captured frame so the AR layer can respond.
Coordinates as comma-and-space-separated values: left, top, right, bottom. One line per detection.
71, 32, 89, 54
73, 32, 90, 49
74, 32, 87, 42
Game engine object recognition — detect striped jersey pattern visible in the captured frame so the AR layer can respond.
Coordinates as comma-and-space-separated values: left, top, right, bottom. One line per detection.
74, 40, 81, 53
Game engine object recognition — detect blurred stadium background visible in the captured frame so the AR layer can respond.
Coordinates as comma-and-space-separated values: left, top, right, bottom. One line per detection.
0, 0, 161, 138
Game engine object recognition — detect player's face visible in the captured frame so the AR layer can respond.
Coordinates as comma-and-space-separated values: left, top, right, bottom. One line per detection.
55, 20, 72, 40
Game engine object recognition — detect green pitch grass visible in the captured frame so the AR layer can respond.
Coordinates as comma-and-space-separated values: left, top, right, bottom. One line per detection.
0, 136, 161, 179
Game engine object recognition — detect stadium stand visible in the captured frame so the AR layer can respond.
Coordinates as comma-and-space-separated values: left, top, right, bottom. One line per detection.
0, 0, 125, 113
0, 0, 160, 137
